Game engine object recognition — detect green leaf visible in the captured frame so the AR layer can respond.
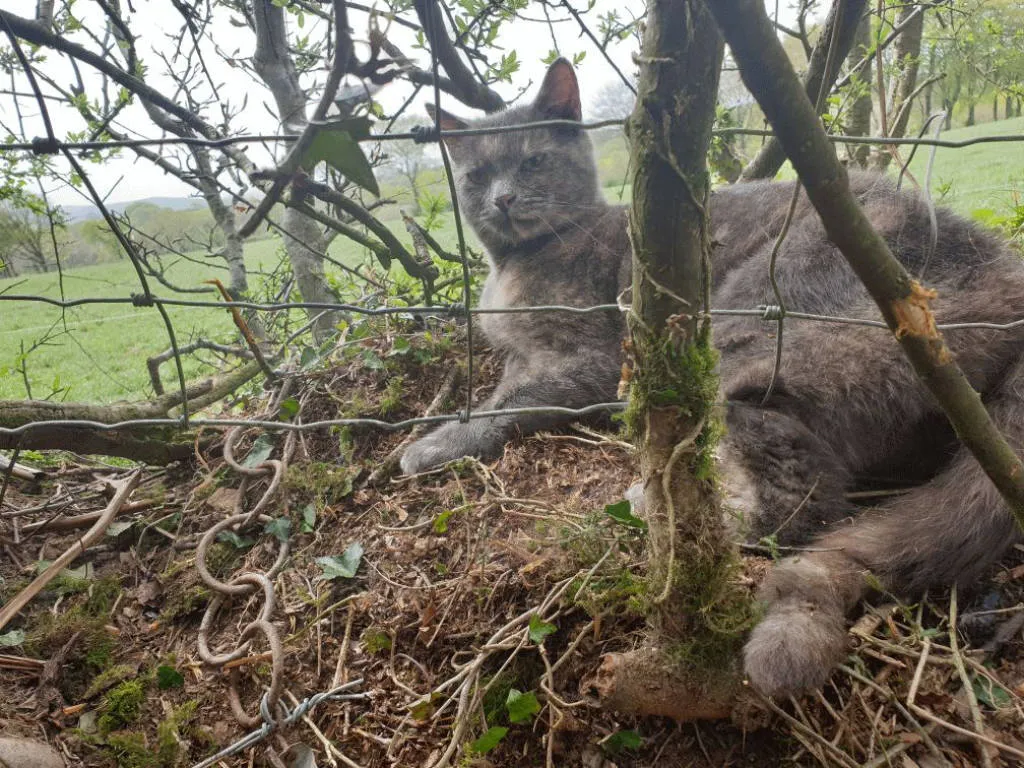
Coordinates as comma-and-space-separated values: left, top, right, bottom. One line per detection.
389, 336, 411, 356
156, 665, 184, 690
264, 517, 292, 543
361, 349, 385, 370
433, 509, 455, 534
301, 503, 317, 533
106, 520, 134, 537
0, 630, 25, 647
279, 397, 300, 419
468, 726, 508, 756
242, 434, 275, 467
301, 118, 380, 196
604, 500, 647, 530
410, 693, 440, 721
300, 346, 319, 370
217, 530, 255, 549
505, 689, 540, 724
316, 542, 364, 580
528, 614, 556, 644
972, 673, 1012, 709
603, 729, 643, 753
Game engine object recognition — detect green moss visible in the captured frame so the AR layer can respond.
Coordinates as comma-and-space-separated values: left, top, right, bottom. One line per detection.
623, 321, 757, 672
156, 700, 198, 767
84, 664, 136, 700
379, 375, 405, 415
105, 731, 157, 768
98, 679, 146, 735
85, 574, 123, 614
284, 461, 355, 504
161, 582, 210, 621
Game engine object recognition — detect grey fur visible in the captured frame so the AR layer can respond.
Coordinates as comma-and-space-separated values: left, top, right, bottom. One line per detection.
400, 59, 1024, 698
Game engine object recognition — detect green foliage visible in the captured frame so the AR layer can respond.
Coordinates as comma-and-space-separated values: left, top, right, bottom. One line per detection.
156, 665, 185, 690
527, 614, 556, 644
98, 679, 146, 735
603, 499, 647, 529
316, 542, 364, 580
467, 726, 507, 756
285, 461, 356, 505
84, 665, 136, 700
301, 117, 380, 196
505, 689, 540, 724
156, 700, 198, 767
104, 732, 157, 768
602, 730, 643, 754
361, 627, 393, 654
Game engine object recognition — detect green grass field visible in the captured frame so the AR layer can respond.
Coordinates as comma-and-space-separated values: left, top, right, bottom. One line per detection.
903, 116, 1024, 216
2, 116, 1021, 406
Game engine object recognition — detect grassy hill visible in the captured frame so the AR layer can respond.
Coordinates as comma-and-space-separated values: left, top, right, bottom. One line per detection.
2, 117, 1021, 405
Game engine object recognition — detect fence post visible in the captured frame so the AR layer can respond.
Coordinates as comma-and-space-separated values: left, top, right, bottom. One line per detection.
593, 0, 752, 720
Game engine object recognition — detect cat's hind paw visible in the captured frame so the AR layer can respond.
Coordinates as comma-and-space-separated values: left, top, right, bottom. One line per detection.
743, 599, 849, 697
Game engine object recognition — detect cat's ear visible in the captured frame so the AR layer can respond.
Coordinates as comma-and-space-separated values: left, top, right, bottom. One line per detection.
426, 103, 468, 132
534, 58, 582, 121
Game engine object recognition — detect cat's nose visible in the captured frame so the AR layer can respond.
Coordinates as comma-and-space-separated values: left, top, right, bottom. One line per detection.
494, 193, 517, 213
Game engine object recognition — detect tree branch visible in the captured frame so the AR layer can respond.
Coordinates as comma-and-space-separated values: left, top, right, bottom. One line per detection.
709, 0, 1024, 530
413, 0, 505, 113
740, 0, 869, 181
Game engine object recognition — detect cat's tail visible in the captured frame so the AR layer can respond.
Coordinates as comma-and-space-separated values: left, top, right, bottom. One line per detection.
744, 359, 1024, 697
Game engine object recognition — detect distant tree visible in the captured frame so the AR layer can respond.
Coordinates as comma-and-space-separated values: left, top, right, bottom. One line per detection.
385, 120, 440, 214
590, 77, 636, 119
0, 204, 68, 275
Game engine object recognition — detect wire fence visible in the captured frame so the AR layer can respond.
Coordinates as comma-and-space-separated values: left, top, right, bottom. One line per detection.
2, 0, 1024, 764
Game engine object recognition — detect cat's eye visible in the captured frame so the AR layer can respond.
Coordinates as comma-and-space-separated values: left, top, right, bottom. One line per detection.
520, 154, 545, 173
466, 166, 490, 185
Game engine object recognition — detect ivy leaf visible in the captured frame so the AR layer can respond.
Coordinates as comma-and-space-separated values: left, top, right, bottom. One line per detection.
433, 509, 455, 534
106, 520, 134, 537
0, 630, 25, 647
217, 530, 255, 549
316, 542, 364, 580
972, 673, 1012, 709
264, 517, 292, 543
528, 614, 556, 644
603, 729, 643, 753
242, 434, 275, 467
301, 118, 379, 196
604, 499, 647, 530
156, 665, 185, 690
505, 689, 540, 724
468, 726, 507, 756
279, 397, 300, 419
301, 503, 317, 533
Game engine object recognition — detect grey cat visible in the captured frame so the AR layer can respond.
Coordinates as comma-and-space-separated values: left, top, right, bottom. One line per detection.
400, 59, 1024, 698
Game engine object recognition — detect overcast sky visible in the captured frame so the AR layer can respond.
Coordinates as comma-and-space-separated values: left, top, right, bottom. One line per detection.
0, 0, 799, 207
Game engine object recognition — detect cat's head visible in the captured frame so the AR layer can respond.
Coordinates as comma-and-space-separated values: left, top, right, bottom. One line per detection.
427, 58, 602, 254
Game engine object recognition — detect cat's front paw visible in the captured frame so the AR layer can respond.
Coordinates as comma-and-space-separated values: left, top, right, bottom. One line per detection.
400, 434, 467, 475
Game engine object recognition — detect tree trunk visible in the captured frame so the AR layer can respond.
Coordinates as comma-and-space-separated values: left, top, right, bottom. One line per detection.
594, 0, 752, 721
283, 204, 339, 341
251, 0, 342, 341
874, 3, 924, 171
844, 13, 872, 167
967, 101, 975, 126
740, 0, 869, 181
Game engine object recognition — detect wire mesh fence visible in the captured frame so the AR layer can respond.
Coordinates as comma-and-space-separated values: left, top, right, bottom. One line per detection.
2, 0, 1024, 762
